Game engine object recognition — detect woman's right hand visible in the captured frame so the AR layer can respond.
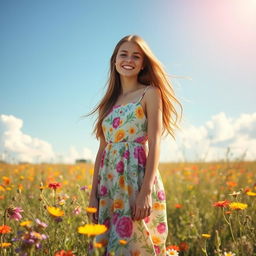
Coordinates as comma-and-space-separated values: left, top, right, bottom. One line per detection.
87, 195, 99, 224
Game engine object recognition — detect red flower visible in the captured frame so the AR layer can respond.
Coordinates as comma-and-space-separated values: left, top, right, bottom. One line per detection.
0, 225, 12, 234
178, 242, 189, 251
166, 245, 180, 251
213, 200, 230, 208
48, 182, 62, 190
54, 250, 75, 256
175, 204, 183, 208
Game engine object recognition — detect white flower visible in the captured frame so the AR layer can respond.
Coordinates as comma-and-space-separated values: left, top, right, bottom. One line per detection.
167, 249, 179, 256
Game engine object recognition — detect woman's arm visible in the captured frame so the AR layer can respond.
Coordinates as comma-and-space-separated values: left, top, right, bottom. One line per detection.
132, 86, 163, 221
140, 86, 163, 194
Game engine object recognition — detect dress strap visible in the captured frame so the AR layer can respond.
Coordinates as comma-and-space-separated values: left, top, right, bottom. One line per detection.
138, 86, 151, 103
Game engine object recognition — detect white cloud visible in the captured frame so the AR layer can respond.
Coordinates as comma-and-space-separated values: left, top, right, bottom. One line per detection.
160, 112, 256, 162
0, 114, 94, 164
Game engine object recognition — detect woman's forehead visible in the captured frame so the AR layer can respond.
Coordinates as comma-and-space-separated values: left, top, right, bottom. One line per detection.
118, 42, 142, 54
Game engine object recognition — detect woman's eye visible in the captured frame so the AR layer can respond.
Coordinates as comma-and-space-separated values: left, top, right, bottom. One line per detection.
120, 54, 126, 57
133, 56, 140, 59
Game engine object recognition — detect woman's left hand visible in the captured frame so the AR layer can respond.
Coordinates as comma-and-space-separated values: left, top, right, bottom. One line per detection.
132, 190, 152, 221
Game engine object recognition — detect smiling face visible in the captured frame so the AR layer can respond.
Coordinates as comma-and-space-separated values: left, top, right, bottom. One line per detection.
115, 41, 144, 78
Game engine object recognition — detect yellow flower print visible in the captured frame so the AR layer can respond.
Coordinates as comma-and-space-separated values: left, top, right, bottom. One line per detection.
152, 235, 161, 245
119, 175, 126, 190
107, 173, 113, 180
114, 199, 124, 210
114, 129, 125, 142
153, 202, 161, 210
135, 106, 144, 119
110, 127, 113, 132
128, 127, 136, 134
100, 199, 106, 207
120, 120, 123, 125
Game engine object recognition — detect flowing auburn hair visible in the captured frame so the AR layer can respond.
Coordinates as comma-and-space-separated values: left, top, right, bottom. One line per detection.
82, 34, 183, 141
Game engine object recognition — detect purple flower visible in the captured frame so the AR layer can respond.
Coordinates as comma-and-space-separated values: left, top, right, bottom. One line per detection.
103, 217, 111, 229
157, 190, 165, 201
134, 146, 146, 166
116, 216, 133, 238
112, 117, 121, 128
80, 185, 89, 191
7, 206, 23, 221
116, 160, 124, 174
100, 185, 108, 196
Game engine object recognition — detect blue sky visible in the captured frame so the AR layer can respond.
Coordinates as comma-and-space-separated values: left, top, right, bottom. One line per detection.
0, 0, 255, 163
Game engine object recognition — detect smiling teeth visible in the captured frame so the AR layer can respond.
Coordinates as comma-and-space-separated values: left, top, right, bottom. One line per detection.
122, 65, 134, 70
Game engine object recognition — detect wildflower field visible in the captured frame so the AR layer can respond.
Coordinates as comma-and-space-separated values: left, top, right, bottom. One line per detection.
0, 161, 255, 256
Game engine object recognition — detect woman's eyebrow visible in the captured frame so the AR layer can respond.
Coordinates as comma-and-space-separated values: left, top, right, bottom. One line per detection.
120, 50, 142, 55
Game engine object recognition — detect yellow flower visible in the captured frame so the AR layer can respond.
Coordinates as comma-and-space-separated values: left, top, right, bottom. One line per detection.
20, 220, 33, 227
135, 106, 144, 119
224, 252, 236, 256
47, 206, 64, 217
114, 129, 125, 142
78, 224, 107, 236
229, 202, 248, 210
202, 233, 211, 238
114, 199, 124, 210
119, 176, 126, 190
246, 191, 256, 196
152, 235, 161, 245
93, 242, 103, 248
119, 239, 127, 245
86, 207, 97, 213
0, 242, 11, 248
128, 127, 136, 134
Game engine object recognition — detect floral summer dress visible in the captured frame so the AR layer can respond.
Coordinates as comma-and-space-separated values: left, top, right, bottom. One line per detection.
89, 86, 168, 256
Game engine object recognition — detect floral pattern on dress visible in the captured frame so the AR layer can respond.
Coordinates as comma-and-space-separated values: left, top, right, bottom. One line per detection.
89, 86, 168, 256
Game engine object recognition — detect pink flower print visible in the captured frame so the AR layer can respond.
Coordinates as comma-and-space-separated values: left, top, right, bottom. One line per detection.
100, 185, 108, 196
154, 245, 161, 254
7, 207, 23, 221
113, 212, 120, 225
144, 216, 150, 223
157, 190, 165, 201
135, 136, 146, 143
123, 150, 130, 160
156, 222, 166, 234
103, 217, 111, 229
100, 150, 106, 168
112, 117, 121, 129
116, 216, 133, 238
134, 146, 146, 166
116, 160, 124, 174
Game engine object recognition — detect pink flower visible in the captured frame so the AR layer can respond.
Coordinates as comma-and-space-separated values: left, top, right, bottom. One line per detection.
135, 136, 147, 143
100, 185, 108, 196
100, 150, 106, 168
113, 212, 120, 225
116, 216, 133, 238
134, 146, 146, 166
112, 117, 121, 128
157, 222, 166, 234
7, 206, 23, 221
103, 217, 111, 229
154, 245, 161, 254
144, 216, 150, 223
73, 206, 82, 215
123, 150, 130, 159
157, 190, 165, 201
116, 160, 124, 174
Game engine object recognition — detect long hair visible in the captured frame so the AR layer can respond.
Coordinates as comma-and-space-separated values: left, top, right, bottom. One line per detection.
82, 34, 183, 140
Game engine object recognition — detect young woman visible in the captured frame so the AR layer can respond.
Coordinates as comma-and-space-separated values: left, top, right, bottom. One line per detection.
85, 34, 183, 256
